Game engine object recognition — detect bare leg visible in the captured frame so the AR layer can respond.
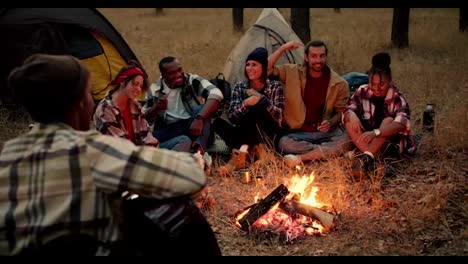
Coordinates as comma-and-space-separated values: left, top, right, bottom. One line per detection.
345, 117, 393, 156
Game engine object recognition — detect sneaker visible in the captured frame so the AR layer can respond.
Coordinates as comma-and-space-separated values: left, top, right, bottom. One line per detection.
283, 154, 302, 167
218, 149, 248, 176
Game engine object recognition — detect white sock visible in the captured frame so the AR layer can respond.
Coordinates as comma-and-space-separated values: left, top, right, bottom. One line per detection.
285, 154, 301, 162
363, 151, 375, 159
239, 144, 249, 153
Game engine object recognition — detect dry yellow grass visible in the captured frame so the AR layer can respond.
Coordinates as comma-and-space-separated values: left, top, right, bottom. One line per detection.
0, 8, 466, 256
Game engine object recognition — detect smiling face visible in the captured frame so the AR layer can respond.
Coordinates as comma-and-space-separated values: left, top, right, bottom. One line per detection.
122, 75, 144, 100
245, 60, 263, 81
161, 59, 185, 89
305, 46, 327, 73
369, 73, 391, 97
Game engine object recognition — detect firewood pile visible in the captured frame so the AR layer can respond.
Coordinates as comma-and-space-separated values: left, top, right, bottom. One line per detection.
234, 183, 337, 243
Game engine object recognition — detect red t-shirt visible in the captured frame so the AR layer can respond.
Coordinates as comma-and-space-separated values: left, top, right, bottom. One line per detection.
301, 67, 330, 132
121, 103, 135, 144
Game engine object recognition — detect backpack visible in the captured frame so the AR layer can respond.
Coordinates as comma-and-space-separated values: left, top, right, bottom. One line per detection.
209, 73, 232, 117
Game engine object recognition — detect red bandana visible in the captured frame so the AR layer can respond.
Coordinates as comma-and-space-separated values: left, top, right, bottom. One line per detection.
109, 67, 144, 86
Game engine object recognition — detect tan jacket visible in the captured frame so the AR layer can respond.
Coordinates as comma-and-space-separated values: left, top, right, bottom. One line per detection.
272, 64, 349, 129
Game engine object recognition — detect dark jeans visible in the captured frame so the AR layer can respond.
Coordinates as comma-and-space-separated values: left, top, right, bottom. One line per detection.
18, 196, 221, 256
117, 195, 221, 256
19, 233, 100, 256
153, 105, 211, 152
213, 104, 282, 151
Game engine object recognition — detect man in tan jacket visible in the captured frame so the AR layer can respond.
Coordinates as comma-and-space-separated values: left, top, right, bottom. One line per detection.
268, 40, 351, 166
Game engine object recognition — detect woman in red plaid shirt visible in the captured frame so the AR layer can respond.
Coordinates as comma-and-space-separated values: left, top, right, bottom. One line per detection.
342, 52, 417, 177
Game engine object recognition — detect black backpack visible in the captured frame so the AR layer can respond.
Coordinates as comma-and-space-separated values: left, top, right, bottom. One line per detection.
209, 73, 231, 103
209, 73, 232, 117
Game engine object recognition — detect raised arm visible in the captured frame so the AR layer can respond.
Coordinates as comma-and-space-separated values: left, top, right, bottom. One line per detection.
268, 41, 304, 75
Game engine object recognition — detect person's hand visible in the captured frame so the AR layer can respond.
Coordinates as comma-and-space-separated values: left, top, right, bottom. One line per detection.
193, 150, 205, 169
243, 96, 261, 107
153, 95, 168, 112
190, 118, 204, 136
283, 41, 304, 51
357, 131, 376, 144
145, 137, 159, 148
246, 88, 262, 98
317, 120, 331, 133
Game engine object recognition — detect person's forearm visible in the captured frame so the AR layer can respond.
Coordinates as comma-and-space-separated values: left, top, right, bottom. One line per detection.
196, 98, 220, 119
329, 113, 342, 128
90, 137, 206, 198
268, 45, 286, 75
379, 121, 405, 137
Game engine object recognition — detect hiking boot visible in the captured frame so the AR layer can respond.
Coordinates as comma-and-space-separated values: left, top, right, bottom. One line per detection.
351, 153, 377, 179
218, 149, 248, 176
253, 143, 273, 163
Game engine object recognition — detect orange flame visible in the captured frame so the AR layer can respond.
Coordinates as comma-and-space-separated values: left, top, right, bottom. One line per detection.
254, 192, 261, 203
236, 170, 329, 241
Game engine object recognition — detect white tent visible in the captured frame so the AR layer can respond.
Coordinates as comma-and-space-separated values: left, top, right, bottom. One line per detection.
222, 8, 305, 86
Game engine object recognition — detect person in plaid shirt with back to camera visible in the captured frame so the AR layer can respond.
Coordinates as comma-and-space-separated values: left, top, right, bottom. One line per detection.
0, 54, 220, 256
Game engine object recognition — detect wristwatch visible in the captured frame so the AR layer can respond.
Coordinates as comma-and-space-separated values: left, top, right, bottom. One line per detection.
373, 129, 381, 137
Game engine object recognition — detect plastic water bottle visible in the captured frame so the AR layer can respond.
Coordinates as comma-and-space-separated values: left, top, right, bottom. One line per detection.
423, 103, 435, 133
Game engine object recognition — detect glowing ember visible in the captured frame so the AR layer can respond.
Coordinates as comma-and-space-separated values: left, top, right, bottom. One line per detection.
236, 171, 331, 242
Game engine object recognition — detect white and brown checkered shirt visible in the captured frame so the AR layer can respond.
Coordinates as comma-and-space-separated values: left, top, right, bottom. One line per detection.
0, 123, 205, 255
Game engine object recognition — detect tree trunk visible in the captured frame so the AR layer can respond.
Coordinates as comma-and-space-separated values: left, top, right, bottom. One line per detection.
291, 8, 311, 44
460, 8, 468, 32
232, 8, 244, 33
391, 8, 410, 48
155, 8, 164, 15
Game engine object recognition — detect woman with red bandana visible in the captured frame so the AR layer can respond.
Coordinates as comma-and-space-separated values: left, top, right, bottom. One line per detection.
93, 61, 159, 146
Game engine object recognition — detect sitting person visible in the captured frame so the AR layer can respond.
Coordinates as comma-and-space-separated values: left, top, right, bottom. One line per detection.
93, 61, 190, 151
212, 47, 285, 176
0, 54, 220, 256
143, 56, 223, 154
267, 40, 351, 167
342, 52, 417, 176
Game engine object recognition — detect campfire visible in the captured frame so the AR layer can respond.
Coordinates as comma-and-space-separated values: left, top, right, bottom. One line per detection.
235, 168, 337, 243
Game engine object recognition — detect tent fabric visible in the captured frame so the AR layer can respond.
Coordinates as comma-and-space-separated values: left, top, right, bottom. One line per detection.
222, 8, 305, 86
0, 8, 141, 103
81, 32, 129, 100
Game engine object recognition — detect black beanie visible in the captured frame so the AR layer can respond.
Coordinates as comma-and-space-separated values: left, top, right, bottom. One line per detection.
8, 53, 90, 122
246, 47, 268, 70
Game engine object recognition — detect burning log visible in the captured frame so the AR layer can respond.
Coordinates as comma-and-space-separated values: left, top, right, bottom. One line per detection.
238, 184, 289, 231
279, 200, 335, 231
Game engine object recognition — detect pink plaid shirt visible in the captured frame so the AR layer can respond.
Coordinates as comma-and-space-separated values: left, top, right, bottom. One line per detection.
343, 84, 416, 155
